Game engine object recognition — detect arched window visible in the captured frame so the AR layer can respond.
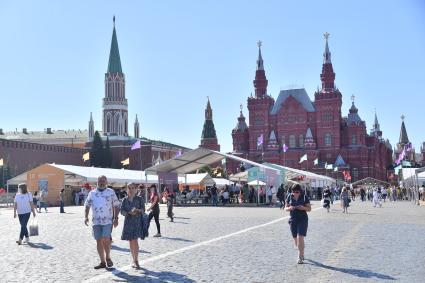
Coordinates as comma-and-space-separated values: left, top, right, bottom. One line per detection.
351, 134, 356, 145
325, 133, 332, 146
299, 135, 304, 148
289, 135, 296, 148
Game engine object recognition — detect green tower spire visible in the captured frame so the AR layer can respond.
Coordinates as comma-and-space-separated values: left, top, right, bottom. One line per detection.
107, 16, 122, 73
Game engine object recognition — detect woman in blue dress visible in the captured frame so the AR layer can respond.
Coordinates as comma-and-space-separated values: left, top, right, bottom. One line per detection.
120, 183, 145, 269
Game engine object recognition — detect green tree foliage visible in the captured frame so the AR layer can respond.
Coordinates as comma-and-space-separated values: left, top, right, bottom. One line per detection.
104, 137, 113, 168
90, 131, 104, 167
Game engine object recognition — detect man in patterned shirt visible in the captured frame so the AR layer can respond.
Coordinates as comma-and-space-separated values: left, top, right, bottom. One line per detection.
84, 175, 120, 269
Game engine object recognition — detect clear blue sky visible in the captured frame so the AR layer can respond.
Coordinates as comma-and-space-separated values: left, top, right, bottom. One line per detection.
0, 1, 424, 153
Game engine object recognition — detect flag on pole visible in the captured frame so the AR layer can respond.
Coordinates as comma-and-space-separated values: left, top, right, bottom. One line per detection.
0, 158, 3, 166
313, 158, 319, 165
121, 158, 130, 166
334, 166, 338, 172
131, 140, 141, 150
82, 152, 90, 162
257, 134, 264, 148
325, 163, 333, 170
299, 154, 307, 163
282, 143, 288, 153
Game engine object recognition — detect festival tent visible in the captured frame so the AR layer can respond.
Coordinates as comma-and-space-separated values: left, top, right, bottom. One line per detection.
213, 178, 231, 188
247, 180, 266, 186
351, 177, 389, 187
177, 173, 215, 190
6, 163, 159, 205
229, 171, 248, 182
145, 147, 280, 175
264, 163, 335, 187
402, 167, 425, 187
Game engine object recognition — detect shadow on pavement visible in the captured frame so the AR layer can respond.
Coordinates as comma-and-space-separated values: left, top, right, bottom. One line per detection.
111, 245, 150, 254
111, 267, 195, 282
159, 236, 194, 243
306, 259, 396, 280
173, 217, 190, 220
26, 242, 53, 250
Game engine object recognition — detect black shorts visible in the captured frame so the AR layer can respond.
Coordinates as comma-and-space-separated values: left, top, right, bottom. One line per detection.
289, 218, 308, 238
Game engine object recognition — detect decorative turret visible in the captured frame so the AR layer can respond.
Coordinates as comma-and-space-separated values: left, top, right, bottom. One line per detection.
233, 104, 248, 132
370, 109, 382, 139
103, 16, 128, 137
232, 104, 249, 153
320, 32, 336, 92
267, 130, 279, 151
200, 97, 220, 151
253, 41, 268, 98
134, 115, 140, 138
399, 115, 409, 146
88, 112, 94, 139
304, 128, 316, 148
347, 95, 362, 125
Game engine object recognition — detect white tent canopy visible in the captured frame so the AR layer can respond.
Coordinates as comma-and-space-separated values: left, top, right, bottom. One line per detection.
177, 173, 215, 186
7, 172, 27, 186
229, 171, 248, 182
8, 164, 159, 188
266, 163, 335, 186
213, 178, 231, 187
247, 180, 266, 186
145, 147, 281, 175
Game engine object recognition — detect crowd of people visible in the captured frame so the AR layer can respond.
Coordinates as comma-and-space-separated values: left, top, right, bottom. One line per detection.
12, 176, 425, 269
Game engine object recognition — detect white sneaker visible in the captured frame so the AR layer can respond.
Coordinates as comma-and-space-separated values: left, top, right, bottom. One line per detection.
23, 237, 29, 243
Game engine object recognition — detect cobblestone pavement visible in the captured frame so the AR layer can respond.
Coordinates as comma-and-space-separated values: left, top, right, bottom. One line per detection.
1, 200, 424, 282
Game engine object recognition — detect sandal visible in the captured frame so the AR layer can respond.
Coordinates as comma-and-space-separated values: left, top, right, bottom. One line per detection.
297, 258, 304, 264
132, 261, 141, 269
94, 262, 106, 269
106, 258, 114, 268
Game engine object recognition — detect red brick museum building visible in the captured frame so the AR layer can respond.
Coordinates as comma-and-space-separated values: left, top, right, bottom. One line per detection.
229, 35, 393, 181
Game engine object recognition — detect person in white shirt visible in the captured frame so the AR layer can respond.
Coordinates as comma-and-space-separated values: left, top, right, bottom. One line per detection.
266, 186, 273, 205
84, 176, 120, 269
14, 183, 36, 245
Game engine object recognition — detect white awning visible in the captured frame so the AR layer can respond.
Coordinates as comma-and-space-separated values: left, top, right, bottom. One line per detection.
145, 147, 280, 175
213, 178, 231, 187
48, 164, 158, 185
177, 173, 215, 186
229, 171, 248, 182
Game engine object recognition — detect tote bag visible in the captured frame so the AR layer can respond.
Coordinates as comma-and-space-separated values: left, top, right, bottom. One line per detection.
29, 218, 39, 236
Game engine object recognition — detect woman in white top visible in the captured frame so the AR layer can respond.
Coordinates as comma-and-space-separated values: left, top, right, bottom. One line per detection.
14, 183, 36, 245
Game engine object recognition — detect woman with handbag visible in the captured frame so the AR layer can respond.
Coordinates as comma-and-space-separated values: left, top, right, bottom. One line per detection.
13, 183, 36, 245
120, 183, 145, 269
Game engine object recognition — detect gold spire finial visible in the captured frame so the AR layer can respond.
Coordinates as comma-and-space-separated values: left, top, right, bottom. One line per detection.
351, 94, 355, 103
257, 40, 262, 48
113, 15, 115, 26
401, 114, 405, 121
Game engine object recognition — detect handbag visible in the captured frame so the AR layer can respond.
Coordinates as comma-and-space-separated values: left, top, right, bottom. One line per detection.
29, 218, 39, 236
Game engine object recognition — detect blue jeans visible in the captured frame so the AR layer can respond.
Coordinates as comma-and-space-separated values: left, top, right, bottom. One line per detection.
18, 213, 31, 240
38, 201, 47, 212
212, 195, 218, 206
60, 201, 65, 213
